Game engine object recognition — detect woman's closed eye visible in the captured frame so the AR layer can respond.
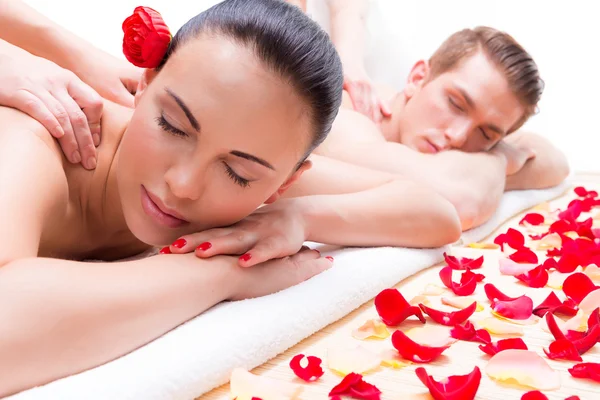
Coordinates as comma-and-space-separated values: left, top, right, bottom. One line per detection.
222, 161, 251, 188
156, 114, 187, 137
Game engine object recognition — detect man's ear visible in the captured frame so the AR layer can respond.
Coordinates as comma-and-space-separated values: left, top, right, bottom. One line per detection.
404, 60, 430, 99
134, 68, 159, 107
264, 160, 312, 204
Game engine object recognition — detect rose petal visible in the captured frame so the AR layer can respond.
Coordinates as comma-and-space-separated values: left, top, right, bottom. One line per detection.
415, 366, 481, 400
568, 362, 600, 383
409, 295, 431, 307
543, 339, 583, 361
419, 302, 477, 326
520, 213, 545, 226
491, 311, 539, 326
509, 248, 539, 264
391, 330, 451, 363
374, 288, 426, 326
379, 348, 411, 369
440, 267, 477, 296
491, 296, 534, 320
532, 233, 562, 251
289, 354, 324, 382
405, 325, 458, 347
546, 271, 569, 290
485, 349, 561, 390
479, 338, 528, 356
578, 288, 600, 315
442, 296, 484, 312
563, 273, 600, 304
521, 391, 548, 400
499, 258, 538, 276
533, 292, 578, 317
515, 265, 549, 288
352, 319, 390, 340
574, 186, 597, 197
494, 228, 525, 251
450, 321, 491, 344
329, 372, 381, 400
421, 283, 447, 296
230, 368, 303, 400
484, 283, 519, 302
583, 264, 600, 281
556, 253, 581, 273
443, 253, 484, 270
466, 242, 501, 250
543, 312, 588, 338
475, 317, 524, 336
327, 343, 382, 375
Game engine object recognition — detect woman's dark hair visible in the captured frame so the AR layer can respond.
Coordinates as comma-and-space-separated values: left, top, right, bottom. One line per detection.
158, 0, 343, 156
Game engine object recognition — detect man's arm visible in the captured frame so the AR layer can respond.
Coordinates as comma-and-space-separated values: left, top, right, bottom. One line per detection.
504, 131, 570, 191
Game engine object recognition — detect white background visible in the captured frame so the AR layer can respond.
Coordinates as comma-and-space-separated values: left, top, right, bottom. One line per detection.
23, 0, 600, 173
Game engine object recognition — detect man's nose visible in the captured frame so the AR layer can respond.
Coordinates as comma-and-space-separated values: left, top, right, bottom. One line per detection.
444, 122, 471, 148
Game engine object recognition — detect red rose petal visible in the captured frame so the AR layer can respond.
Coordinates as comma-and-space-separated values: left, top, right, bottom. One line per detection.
532, 292, 578, 317
419, 302, 477, 326
439, 267, 477, 296
461, 269, 486, 283
494, 228, 525, 251
492, 295, 534, 320
415, 366, 481, 400
289, 354, 324, 382
374, 288, 426, 326
572, 308, 600, 355
521, 391, 548, 400
557, 253, 581, 273
509, 248, 539, 264
559, 201, 583, 222
563, 273, 600, 304
543, 339, 583, 361
391, 330, 450, 363
479, 338, 528, 356
484, 284, 518, 302
568, 362, 600, 383
443, 253, 484, 270
574, 186, 597, 197
450, 321, 491, 344
516, 265, 549, 288
565, 396, 581, 400
329, 372, 381, 400
519, 213, 545, 226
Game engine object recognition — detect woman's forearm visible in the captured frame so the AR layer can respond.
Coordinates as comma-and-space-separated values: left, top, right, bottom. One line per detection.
300, 179, 462, 248
0, 254, 237, 397
0, 0, 89, 71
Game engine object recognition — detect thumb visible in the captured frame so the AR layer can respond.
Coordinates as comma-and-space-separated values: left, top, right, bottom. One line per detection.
107, 84, 135, 108
379, 99, 392, 117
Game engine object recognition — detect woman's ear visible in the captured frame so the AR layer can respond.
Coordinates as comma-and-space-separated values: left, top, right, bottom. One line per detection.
134, 68, 159, 107
264, 160, 312, 204
404, 60, 430, 99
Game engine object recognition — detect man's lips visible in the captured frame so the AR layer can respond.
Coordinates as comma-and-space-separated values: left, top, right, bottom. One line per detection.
140, 186, 189, 228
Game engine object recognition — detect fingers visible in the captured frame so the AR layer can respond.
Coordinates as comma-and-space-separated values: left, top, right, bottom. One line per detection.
237, 236, 306, 268
10, 89, 64, 139
195, 232, 258, 260
54, 89, 97, 170
379, 99, 392, 117
106, 83, 135, 108
292, 252, 335, 281
67, 79, 104, 146
162, 229, 228, 254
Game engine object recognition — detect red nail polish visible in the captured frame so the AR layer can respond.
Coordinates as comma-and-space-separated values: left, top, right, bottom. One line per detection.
239, 253, 252, 262
159, 246, 172, 254
326, 256, 334, 262
172, 238, 187, 249
196, 242, 212, 251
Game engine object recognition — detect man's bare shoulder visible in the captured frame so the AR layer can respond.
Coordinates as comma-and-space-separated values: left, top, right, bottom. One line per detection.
316, 108, 385, 155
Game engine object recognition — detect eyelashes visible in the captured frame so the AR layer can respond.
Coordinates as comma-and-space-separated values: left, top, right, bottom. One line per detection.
222, 161, 250, 188
156, 115, 187, 137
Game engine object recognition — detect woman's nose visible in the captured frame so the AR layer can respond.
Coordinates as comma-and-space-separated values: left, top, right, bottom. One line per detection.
164, 163, 204, 201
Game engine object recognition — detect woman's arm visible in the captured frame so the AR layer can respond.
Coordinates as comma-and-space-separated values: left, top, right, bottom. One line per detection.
0, 0, 140, 107
0, 108, 331, 396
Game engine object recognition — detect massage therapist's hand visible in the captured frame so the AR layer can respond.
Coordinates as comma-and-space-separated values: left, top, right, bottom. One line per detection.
343, 71, 391, 124
228, 248, 333, 301
165, 199, 310, 267
72, 48, 141, 108
0, 49, 102, 169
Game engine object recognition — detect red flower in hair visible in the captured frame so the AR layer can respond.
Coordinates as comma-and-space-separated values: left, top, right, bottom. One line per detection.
122, 6, 171, 68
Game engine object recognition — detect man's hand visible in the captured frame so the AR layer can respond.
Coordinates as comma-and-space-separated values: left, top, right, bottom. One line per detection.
493, 140, 536, 176
0, 47, 102, 169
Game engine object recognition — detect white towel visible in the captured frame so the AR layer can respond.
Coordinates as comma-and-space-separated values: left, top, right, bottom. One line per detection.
8, 181, 570, 400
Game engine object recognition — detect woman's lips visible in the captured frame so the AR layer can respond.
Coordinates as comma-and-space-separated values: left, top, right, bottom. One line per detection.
424, 139, 440, 154
140, 186, 188, 229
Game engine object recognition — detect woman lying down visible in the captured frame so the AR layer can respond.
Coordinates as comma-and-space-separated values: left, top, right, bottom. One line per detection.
0, 0, 461, 396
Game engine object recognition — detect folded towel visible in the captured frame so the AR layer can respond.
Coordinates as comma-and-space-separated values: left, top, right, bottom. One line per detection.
9, 181, 570, 400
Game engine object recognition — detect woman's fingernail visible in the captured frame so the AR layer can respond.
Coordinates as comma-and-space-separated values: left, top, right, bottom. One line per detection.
92, 133, 101, 146
159, 246, 171, 254
326, 256, 334, 262
172, 238, 187, 249
239, 253, 252, 262
196, 242, 212, 251
72, 150, 82, 163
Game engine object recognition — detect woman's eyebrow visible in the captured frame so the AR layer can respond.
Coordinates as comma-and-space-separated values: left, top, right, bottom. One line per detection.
164, 87, 200, 131
230, 150, 275, 170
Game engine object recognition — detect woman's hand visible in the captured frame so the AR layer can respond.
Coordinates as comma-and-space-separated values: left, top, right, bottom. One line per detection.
343, 72, 391, 124
227, 248, 334, 301
164, 199, 312, 267
0, 47, 102, 169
